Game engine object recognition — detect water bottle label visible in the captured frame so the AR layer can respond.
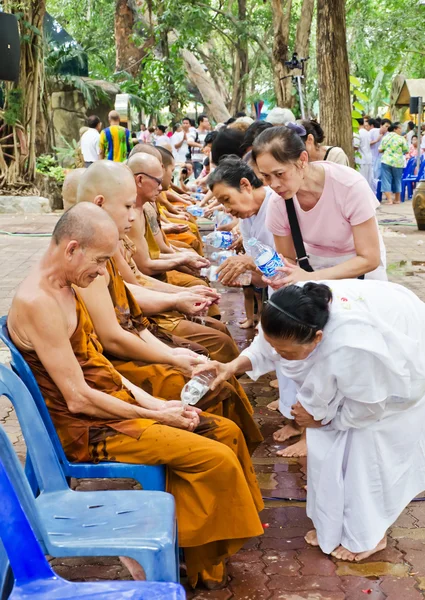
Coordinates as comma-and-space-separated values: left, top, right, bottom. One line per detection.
220, 232, 233, 249
256, 251, 283, 278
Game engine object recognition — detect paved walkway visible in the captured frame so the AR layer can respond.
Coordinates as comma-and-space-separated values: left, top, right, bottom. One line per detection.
1, 203, 425, 599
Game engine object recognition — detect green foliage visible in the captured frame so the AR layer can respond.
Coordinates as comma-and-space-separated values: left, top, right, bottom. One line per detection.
36, 154, 66, 182
53, 136, 79, 166
3, 89, 23, 126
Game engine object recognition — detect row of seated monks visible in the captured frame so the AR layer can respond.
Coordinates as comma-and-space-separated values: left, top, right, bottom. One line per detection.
7, 143, 264, 590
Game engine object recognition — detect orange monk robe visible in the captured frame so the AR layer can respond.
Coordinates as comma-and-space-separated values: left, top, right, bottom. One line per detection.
157, 196, 203, 255
143, 210, 221, 319
16, 294, 264, 588
105, 256, 263, 452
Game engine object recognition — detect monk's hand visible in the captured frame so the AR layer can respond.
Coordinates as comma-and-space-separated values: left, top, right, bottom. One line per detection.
191, 360, 233, 391
160, 404, 201, 431
229, 235, 243, 252
263, 257, 312, 289
290, 402, 319, 428
163, 223, 190, 234
217, 255, 255, 286
188, 285, 221, 303
171, 348, 208, 375
174, 292, 210, 316
184, 253, 210, 271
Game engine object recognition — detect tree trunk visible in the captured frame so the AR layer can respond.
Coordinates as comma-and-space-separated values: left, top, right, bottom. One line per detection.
115, 0, 145, 77
316, 0, 354, 164
271, 0, 292, 107
229, 0, 248, 115
180, 49, 231, 123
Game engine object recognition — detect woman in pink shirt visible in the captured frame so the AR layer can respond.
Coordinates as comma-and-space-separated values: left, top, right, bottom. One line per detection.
252, 126, 387, 286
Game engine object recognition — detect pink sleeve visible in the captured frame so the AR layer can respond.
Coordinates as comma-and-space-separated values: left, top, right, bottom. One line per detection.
340, 177, 378, 226
265, 193, 291, 237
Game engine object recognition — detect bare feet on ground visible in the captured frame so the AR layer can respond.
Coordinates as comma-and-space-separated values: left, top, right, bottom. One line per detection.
239, 319, 255, 329
270, 378, 279, 389
305, 529, 319, 547
273, 423, 302, 442
120, 556, 146, 580
276, 437, 307, 458
267, 400, 279, 411
331, 536, 387, 562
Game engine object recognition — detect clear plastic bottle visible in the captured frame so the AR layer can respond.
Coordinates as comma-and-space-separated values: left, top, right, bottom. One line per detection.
211, 250, 235, 264
181, 371, 216, 406
234, 271, 252, 286
203, 231, 235, 249
247, 238, 283, 279
191, 193, 204, 202
186, 205, 204, 217
200, 266, 218, 281
213, 210, 233, 227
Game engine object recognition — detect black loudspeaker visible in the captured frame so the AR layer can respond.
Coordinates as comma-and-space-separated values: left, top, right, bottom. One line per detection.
0, 13, 20, 81
410, 96, 420, 115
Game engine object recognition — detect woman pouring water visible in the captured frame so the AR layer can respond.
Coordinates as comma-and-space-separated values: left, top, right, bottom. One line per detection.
192, 280, 425, 562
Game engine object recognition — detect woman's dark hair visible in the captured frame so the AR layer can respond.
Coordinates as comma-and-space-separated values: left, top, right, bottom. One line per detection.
204, 156, 210, 167
211, 128, 245, 165
299, 119, 325, 145
240, 121, 273, 155
261, 283, 332, 343
204, 131, 218, 146
207, 154, 263, 191
388, 121, 401, 133
252, 126, 306, 165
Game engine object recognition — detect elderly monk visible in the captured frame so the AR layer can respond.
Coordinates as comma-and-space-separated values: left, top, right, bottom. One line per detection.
7, 203, 264, 589
75, 162, 262, 448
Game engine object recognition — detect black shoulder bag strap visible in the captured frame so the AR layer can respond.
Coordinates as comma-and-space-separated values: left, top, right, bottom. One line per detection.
323, 146, 336, 161
284, 198, 314, 273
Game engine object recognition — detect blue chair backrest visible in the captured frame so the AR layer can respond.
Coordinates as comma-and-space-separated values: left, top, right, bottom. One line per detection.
0, 363, 67, 495
403, 156, 417, 177
0, 317, 71, 481
0, 456, 54, 587
417, 156, 425, 181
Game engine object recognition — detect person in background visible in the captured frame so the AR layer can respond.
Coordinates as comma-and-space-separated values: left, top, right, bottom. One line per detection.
353, 118, 373, 189
240, 121, 274, 157
80, 115, 101, 168
299, 120, 349, 166
370, 118, 391, 181
179, 161, 196, 192
405, 121, 416, 146
265, 107, 296, 126
406, 135, 419, 160
379, 122, 409, 204
154, 125, 169, 147
421, 124, 425, 155
188, 115, 212, 178
137, 123, 148, 143
171, 123, 185, 163
99, 110, 132, 162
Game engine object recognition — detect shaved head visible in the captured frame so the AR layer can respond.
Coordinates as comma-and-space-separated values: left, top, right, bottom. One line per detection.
62, 168, 86, 212
52, 202, 118, 249
128, 152, 162, 175
129, 143, 161, 161
77, 160, 135, 204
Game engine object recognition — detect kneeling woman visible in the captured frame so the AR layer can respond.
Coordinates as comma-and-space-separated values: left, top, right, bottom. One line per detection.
193, 280, 425, 561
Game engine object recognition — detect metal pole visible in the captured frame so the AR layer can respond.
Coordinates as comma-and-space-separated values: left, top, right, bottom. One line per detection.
417, 97, 423, 176
296, 76, 306, 119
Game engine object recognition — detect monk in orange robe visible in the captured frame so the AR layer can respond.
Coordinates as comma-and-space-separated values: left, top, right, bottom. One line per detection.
8, 202, 264, 589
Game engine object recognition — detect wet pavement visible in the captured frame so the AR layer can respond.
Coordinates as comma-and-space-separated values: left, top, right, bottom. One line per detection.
1, 203, 425, 598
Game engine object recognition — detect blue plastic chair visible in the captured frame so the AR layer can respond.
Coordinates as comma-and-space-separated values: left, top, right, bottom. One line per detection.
0, 365, 179, 596
0, 316, 166, 493
376, 179, 382, 202
402, 156, 424, 201
0, 457, 185, 599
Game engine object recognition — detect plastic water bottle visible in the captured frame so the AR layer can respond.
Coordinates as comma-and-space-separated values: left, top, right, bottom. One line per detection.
213, 210, 233, 227
200, 266, 218, 281
181, 371, 216, 406
203, 231, 235, 249
234, 271, 252, 286
211, 250, 235, 264
247, 238, 283, 279
191, 193, 204, 202
186, 205, 204, 217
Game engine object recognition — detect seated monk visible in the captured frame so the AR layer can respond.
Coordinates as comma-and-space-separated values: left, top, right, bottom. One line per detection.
62, 168, 86, 211
75, 162, 262, 450
61, 170, 237, 364
7, 203, 264, 589
126, 152, 221, 318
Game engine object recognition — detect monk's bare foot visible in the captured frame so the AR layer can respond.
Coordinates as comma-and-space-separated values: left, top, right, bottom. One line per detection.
270, 378, 279, 389
276, 438, 307, 458
119, 556, 146, 580
305, 529, 319, 547
331, 537, 387, 562
267, 400, 279, 411
273, 423, 302, 442
239, 319, 255, 329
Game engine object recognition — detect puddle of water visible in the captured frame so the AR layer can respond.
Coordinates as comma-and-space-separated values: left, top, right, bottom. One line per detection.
257, 472, 278, 490
336, 561, 409, 578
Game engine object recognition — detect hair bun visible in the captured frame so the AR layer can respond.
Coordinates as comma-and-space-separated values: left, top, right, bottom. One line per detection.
302, 283, 332, 310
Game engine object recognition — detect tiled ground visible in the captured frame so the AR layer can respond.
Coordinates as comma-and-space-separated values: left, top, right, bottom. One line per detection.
1, 203, 425, 598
